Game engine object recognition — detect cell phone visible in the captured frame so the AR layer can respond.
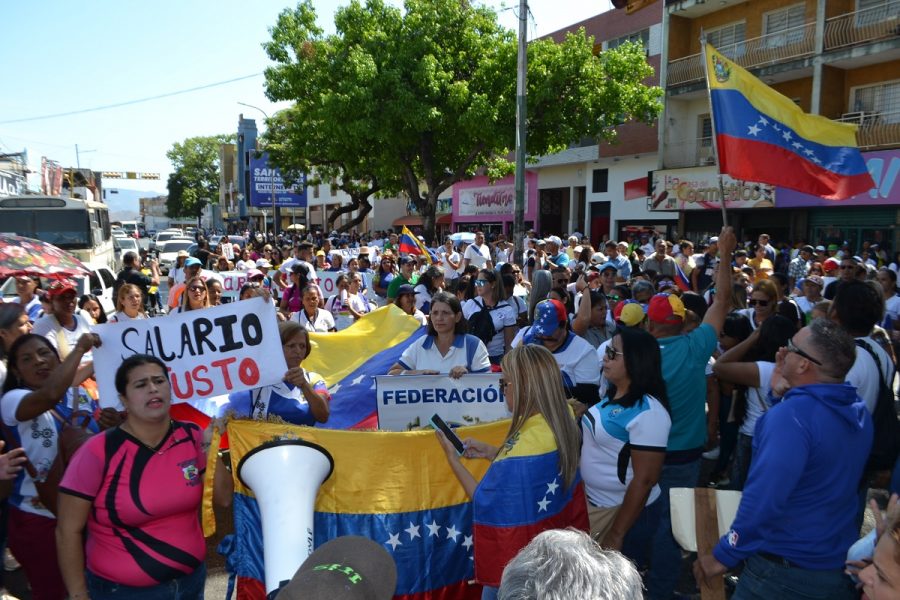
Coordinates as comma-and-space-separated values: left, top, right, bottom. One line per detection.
430, 414, 465, 456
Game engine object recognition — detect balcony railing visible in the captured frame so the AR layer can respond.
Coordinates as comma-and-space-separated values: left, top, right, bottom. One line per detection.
662, 137, 717, 169
837, 109, 900, 150
667, 22, 816, 87
825, 0, 900, 51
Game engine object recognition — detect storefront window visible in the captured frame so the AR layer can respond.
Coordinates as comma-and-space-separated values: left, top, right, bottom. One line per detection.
811, 225, 892, 254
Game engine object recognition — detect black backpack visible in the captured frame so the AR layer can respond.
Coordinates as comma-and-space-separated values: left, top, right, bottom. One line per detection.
855, 339, 900, 473
468, 298, 500, 345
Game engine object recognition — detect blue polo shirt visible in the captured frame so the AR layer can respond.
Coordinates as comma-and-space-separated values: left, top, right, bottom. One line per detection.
657, 323, 717, 453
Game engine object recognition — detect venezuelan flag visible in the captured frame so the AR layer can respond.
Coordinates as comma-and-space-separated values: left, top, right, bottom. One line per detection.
705, 43, 875, 200
399, 226, 433, 265
471, 414, 589, 586
304, 304, 425, 429
674, 261, 691, 292
205, 418, 510, 600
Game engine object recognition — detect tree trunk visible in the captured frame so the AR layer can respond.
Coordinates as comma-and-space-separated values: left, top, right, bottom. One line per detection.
326, 195, 374, 233
421, 194, 438, 245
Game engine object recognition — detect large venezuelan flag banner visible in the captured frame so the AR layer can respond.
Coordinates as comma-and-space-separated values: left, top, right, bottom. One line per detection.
305, 304, 426, 429
206, 418, 510, 600
705, 43, 874, 200
399, 226, 434, 265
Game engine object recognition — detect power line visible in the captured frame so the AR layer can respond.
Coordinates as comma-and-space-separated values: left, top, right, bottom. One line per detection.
0, 72, 264, 125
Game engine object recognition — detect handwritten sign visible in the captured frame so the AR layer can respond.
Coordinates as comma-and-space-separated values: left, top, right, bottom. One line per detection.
316, 271, 371, 296
93, 297, 285, 408
374, 374, 510, 431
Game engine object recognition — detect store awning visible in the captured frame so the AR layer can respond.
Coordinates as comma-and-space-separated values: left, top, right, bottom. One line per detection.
392, 215, 423, 227
437, 214, 452, 225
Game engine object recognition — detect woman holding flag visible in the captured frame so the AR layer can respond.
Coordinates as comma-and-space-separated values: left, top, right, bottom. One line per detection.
436, 344, 589, 599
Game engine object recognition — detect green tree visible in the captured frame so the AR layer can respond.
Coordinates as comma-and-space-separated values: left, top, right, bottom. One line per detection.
264, 0, 662, 241
165, 134, 234, 218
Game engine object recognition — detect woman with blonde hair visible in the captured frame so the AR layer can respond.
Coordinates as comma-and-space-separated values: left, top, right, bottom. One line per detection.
174, 276, 210, 314
109, 283, 147, 322
437, 344, 588, 599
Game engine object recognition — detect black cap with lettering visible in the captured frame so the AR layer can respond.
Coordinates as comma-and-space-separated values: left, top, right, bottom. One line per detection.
276, 536, 397, 600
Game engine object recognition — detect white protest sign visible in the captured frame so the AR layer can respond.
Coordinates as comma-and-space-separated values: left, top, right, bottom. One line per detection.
374, 373, 510, 431
218, 270, 250, 300
93, 297, 286, 408
317, 271, 371, 297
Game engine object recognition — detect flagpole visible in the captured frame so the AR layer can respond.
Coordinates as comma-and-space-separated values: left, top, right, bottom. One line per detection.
699, 36, 729, 227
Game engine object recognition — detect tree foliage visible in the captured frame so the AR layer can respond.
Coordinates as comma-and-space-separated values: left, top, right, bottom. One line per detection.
263, 0, 662, 241
165, 134, 234, 218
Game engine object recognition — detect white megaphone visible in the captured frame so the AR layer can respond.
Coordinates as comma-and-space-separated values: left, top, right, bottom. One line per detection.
238, 439, 334, 598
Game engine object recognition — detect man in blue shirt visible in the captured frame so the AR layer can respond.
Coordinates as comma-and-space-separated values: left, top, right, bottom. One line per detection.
694, 319, 871, 599
644, 226, 735, 599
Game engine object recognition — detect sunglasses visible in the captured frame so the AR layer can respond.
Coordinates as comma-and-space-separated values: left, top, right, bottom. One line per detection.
786, 337, 822, 365
607, 294, 621, 302
246, 283, 261, 289
604, 346, 623, 361
474, 279, 488, 287
188, 285, 206, 292
748, 299, 770, 307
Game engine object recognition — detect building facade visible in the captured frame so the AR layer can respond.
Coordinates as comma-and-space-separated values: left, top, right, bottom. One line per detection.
655, 0, 900, 249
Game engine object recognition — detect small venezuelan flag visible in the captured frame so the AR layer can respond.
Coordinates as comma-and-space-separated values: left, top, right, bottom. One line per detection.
399, 226, 433, 265
705, 43, 874, 200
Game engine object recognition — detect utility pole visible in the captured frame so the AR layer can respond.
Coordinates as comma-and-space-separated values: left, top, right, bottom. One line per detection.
513, 0, 528, 264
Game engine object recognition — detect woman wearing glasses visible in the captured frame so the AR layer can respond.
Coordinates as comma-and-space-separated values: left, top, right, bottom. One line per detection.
345, 274, 374, 321
462, 269, 518, 364
580, 328, 670, 559
739, 278, 778, 331
172, 276, 209, 314
435, 344, 587, 599
712, 314, 795, 489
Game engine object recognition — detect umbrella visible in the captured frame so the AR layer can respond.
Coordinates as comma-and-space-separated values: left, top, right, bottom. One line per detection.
0, 234, 91, 278
448, 232, 476, 244
286, 223, 306, 231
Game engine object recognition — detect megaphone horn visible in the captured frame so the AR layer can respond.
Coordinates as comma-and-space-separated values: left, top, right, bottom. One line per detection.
237, 439, 335, 598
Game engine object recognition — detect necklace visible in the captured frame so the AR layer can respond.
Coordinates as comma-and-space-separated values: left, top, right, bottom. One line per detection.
122, 420, 173, 454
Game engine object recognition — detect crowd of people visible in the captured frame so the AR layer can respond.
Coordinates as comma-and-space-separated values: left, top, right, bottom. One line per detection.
0, 222, 899, 599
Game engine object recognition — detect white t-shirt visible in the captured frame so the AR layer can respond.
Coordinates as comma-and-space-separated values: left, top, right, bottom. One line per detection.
462, 298, 517, 357
580, 394, 671, 508
31, 313, 94, 362
495, 246, 511, 265
109, 311, 147, 323
847, 337, 893, 414
439, 250, 460, 280
291, 308, 336, 333
1, 387, 95, 517
740, 361, 775, 437
883, 295, 900, 329
347, 292, 373, 318
464, 244, 492, 270
396, 334, 491, 374
512, 329, 602, 392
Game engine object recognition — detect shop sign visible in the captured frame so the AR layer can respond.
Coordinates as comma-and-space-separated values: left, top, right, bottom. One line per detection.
777, 150, 900, 208
0, 171, 24, 197
650, 167, 774, 211
458, 183, 525, 216
249, 152, 307, 208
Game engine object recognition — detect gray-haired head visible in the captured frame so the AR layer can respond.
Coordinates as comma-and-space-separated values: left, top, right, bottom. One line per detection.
498, 528, 643, 600
528, 269, 552, 323
807, 317, 856, 382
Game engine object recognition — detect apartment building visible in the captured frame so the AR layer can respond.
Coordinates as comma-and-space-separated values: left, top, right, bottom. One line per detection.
654, 0, 900, 249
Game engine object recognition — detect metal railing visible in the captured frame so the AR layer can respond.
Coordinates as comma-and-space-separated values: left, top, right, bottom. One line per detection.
667, 22, 817, 86
661, 137, 716, 169
825, 0, 900, 50
837, 109, 900, 150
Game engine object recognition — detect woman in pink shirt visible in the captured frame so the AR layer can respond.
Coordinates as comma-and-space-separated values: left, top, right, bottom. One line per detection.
56, 355, 230, 600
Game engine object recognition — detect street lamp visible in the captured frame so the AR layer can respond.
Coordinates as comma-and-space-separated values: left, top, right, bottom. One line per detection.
238, 102, 277, 238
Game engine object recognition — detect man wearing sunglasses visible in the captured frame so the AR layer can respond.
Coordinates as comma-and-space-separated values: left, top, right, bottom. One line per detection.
695, 319, 871, 599
824, 256, 863, 300
512, 299, 600, 409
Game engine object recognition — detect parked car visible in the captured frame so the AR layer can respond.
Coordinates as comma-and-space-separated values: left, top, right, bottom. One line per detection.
151, 229, 184, 253
0, 265, 117, 319
158, 238, 196, 274
113, 236, 140, 270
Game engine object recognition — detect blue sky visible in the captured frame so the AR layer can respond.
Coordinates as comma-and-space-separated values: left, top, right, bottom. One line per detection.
0, 0, 612, 199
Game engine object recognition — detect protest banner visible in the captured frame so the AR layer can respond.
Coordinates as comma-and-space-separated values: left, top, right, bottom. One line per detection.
218, 270, 250, 301
92, 297, 285, 408
316, 270, 370, 296
374, 373, 510, 431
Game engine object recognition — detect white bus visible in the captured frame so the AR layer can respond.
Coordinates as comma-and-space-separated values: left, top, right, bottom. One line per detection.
0, 195, 115, 270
